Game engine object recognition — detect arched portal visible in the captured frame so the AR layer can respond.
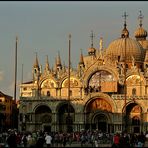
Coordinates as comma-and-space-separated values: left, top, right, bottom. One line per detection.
85, 98, 112, 133
35, 105, 52, 132
57, 103, 75, 132
93, 114, 108, 132
125, 102, 142, 133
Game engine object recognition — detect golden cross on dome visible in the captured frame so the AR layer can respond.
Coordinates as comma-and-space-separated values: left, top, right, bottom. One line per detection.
122, 12, 128, 26
90, 30, 95, 48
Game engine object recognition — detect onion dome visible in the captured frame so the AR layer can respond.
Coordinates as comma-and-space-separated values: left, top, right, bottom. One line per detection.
106, 37, 145, 62
88, 47, 96, 55
135, 27, 147, 41
134, 10, 147, 41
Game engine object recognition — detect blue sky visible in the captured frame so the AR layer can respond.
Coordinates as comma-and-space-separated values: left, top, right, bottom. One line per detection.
0, 1, 148, 99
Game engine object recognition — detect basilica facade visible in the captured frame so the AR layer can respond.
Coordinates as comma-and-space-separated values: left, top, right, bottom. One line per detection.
19, 12, 148, 134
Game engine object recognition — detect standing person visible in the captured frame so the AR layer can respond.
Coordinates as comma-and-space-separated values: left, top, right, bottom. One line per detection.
45, 133, 52, 147
36, 133, 45, 148
62, 133, 67, 147
112, 133, 120, 148
7, 131, 17, 148
144, 131, 148, 147
21, 134, 28, 147
137, 132, 146, 147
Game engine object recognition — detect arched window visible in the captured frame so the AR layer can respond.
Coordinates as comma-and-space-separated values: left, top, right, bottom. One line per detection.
47, 91, 50, 96
132, 88, 136, 96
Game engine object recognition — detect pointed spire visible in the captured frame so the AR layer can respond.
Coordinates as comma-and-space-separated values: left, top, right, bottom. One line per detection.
121, 12, 129, 38
63, 61, 66, 72
34, 52, 39, 68
138, 10, 143, 27
79, 49, 84, 65
56, 51, 62, 67
44, 55, 50, 72
54, 56, 57, 71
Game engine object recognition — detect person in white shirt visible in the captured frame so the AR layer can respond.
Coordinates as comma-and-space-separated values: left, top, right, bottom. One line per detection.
45, 133, 52, 147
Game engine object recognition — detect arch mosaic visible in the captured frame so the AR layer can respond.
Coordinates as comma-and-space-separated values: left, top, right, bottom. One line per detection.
40, 78, 57, 88
86, 98, 112, 112
83, 66, 118, 88
126, 74, 145, 86
61, 77, 80, 88
84, 93, 116, 113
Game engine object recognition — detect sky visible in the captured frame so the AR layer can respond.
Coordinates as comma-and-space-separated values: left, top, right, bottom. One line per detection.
0, 1, 148, 100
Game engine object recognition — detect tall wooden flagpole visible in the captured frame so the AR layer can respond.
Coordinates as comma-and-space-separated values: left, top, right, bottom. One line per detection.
67, 34, 71, 132
14, 36, 18, 102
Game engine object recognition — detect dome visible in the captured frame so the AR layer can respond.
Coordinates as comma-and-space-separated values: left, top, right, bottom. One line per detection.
106, 37, 145, 62
88, 47, 96, 54
134, 27, 147, 39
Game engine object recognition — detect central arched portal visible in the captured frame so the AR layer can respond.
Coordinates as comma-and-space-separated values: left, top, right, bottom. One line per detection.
94, 114, 108, 132
85, 98, 112, 133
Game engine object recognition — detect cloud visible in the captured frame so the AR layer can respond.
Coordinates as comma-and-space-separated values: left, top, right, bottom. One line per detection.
0, 71, 4, 81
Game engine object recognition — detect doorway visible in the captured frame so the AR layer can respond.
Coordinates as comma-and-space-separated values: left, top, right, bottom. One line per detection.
94, 114, 107, 132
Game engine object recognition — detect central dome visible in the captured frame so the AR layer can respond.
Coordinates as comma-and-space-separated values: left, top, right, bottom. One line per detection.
106, 37, 145, 62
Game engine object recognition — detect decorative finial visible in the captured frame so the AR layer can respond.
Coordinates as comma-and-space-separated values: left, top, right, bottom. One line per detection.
138, 10, 144, 27
35, 51, 38, 58
79, 49, 84, 65
90, 30, 95, 48
122, 12, 128, 28
16, 36, 18, 42
69, 34, 71, 39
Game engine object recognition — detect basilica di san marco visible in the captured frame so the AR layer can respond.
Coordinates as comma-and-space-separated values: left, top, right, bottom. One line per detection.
18, 12, 148, 134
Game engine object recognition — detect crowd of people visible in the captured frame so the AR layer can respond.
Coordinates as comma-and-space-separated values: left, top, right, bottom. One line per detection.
0, 129, 148, 147
112, 131, 148, 148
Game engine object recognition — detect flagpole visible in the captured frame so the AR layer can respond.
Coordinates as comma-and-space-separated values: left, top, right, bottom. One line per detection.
67, 34, 71, 132
14, 36, 18, 102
